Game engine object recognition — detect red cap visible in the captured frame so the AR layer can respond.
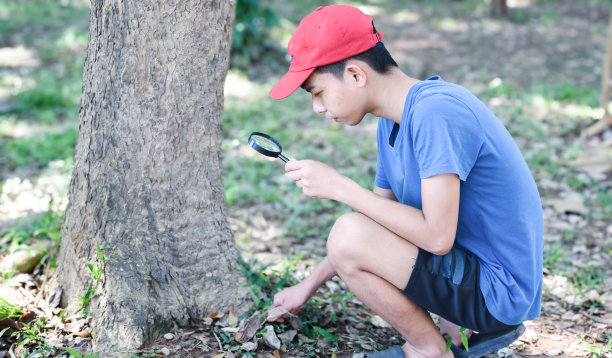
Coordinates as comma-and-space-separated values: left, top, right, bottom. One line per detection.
269, 5, 383, 100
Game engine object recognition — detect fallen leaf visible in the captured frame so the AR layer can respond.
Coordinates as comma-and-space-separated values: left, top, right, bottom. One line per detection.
241, 341, 258, 351
369, 315, 391, 328
212, 354, 225, 358
287, 316, 302, 331
266, 306, 289, 321
229, 311, 238, 327
71, 331, 91, 337
273, 350, 281, 358
278, 329, 297, 343
571, 143, 612, 175
236, 311, 266, 343
262, 325, 281, 350
234, 332, 243, 341
547, 192, 588, 215
48, 287, 62, 308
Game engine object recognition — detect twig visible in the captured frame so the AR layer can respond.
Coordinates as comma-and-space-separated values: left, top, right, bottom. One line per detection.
212, 330, 224, 352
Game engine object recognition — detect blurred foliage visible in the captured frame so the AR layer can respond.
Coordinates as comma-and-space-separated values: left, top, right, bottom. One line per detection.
232, 0, 282, 70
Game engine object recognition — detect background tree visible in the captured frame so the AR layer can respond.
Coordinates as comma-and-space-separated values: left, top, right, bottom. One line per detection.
53, 0, 249, 354
491, 0, 508, 17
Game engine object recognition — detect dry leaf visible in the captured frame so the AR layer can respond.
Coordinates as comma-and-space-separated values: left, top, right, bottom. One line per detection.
266, 306, 289, 321
229, 311, 238, 327
262, 325, 281, 350
278, 330, 297, 343
241, 341, 258, 351
234, 332, 243, 342
547, 192, 588, 215
212, 354, 225, 358
71, 331, 91, 337
236, 311, 266, 343
273, 350, 281, 358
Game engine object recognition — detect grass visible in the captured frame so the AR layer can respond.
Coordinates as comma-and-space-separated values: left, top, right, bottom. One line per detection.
0, 210, 62, 254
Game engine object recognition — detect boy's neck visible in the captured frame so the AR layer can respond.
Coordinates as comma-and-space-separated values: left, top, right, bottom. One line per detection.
368, 68, 419, 124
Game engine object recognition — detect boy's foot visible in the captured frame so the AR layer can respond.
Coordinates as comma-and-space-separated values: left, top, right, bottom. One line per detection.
451, 323, 525, 358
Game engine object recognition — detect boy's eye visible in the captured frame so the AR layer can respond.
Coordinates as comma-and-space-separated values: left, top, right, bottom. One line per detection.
313, 91, 322, 97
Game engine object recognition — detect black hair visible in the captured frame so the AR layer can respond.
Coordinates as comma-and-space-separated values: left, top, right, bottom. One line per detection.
314, 41, 398, 79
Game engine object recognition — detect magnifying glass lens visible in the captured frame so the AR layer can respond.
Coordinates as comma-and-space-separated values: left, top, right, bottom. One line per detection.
248, 132, 289, 163
251, 134, 280, 153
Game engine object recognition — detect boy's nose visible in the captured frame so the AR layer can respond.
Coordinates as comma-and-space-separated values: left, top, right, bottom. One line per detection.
313, 100, 326, 114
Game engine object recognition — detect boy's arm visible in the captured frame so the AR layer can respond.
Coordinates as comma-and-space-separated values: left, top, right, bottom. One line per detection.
286, 160, 460, 255
373, 186, 398, 201
269, 187, 395, 318
269, 256, 336, 317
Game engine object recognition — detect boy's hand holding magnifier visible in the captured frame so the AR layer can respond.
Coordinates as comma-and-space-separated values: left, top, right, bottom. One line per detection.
248, 132, 348, 201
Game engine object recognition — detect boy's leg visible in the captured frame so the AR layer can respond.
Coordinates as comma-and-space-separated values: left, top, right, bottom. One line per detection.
326, 212, 450, 358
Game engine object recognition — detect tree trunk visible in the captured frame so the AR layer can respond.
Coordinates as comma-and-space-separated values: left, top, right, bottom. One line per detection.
54, 0, 248, 354
491, 0, 508, 18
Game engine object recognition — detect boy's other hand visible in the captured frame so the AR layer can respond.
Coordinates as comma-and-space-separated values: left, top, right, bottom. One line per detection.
268, 282, 313, 322
285, 160, 347, 200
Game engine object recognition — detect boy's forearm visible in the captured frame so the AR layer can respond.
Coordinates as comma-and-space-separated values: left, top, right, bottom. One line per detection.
333, 176, 457, 255
301, 256, 336, 295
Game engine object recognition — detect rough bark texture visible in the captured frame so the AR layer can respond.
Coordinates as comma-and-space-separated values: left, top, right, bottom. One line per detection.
54, 0, 248, 354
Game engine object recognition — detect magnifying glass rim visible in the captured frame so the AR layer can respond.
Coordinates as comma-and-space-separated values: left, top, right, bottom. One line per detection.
248, 132, 282, 158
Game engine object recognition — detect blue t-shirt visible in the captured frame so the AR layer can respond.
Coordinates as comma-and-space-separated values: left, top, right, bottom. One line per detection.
375, 76, 543, 325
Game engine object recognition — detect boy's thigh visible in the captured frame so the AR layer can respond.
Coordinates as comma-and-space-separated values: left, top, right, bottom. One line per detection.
402, 246, 513, 333
327, 212, 419, 291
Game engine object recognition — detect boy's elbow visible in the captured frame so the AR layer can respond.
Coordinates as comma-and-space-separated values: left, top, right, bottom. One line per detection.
428, 235, 455, 256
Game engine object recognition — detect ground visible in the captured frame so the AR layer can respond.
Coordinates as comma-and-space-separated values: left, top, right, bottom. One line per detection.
0, 1, 611, 357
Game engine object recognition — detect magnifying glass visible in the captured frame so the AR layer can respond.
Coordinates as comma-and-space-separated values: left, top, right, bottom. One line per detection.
248, 132, 289, 163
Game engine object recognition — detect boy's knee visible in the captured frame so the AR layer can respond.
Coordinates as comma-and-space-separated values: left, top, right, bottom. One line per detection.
327, 212, 368, 269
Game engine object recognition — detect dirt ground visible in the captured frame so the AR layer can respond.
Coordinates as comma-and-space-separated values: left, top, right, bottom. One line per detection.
1, 1, 611, 357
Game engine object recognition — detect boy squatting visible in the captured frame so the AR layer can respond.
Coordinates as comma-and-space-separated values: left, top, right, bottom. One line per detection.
266, 5, 543, 358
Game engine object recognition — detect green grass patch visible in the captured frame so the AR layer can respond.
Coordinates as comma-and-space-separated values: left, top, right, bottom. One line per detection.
0, 128, 77, 171
0, 210, 62, 255
0, 0, 89, 45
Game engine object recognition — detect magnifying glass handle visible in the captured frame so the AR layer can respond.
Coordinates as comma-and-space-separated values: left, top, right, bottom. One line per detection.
278, 154, 289, 163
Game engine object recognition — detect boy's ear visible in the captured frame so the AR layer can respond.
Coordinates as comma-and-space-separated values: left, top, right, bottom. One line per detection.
345, 63, 367, 88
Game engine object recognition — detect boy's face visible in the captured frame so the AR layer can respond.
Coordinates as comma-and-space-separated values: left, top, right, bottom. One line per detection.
301, 70, 368, 126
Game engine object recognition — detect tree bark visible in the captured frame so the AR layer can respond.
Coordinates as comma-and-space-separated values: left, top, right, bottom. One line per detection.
54, 0, 248, 354
491, 0, 508, 18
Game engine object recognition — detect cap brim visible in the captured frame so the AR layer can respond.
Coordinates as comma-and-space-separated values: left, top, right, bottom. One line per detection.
269, 68, 315, 100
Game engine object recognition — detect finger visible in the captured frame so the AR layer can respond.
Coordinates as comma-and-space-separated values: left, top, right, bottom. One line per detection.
286, 171, 301, 181
285, 159, 303, 172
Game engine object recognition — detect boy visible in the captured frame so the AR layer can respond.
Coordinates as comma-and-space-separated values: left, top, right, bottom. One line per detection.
267, 5, 543, 358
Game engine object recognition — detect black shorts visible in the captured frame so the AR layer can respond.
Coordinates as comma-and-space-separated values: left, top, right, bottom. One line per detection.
402, 246, 516, 333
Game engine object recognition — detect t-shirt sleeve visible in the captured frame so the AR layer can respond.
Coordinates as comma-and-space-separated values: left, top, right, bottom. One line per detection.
411, 94, 484, 181
375, 153, 390, 189
375, 118, 391, 189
